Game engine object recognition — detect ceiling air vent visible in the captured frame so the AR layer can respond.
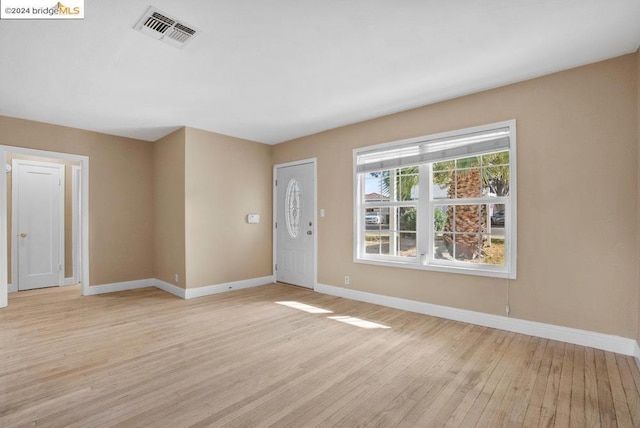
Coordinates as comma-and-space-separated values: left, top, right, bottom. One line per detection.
133, 6, 199, 49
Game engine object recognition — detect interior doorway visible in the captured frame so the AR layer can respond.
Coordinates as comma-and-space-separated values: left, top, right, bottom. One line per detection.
12, 159, 65, 291
0, 146, 89, 308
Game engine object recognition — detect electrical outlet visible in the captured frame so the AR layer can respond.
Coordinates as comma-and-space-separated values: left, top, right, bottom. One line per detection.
344, 276, 350, 285
174, 273, 179, 283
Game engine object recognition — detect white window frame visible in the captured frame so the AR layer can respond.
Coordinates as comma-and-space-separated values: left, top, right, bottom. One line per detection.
353, 120, 517, 279
360, 167, 420, 265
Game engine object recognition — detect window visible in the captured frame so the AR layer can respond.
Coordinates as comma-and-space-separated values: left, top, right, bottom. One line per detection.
354, 121, 516, 278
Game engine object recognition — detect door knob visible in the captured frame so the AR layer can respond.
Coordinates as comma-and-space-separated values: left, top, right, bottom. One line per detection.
20, 232, 28, 238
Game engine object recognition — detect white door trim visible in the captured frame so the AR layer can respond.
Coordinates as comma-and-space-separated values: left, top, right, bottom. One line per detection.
12, 159, 65, 290
0, 145, 90, 308
0, 152, 6, 307
70, 165, 81, 285
273, 158, 318, 290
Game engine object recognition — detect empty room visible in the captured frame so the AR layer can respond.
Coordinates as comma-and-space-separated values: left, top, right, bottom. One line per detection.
1, 1, 640, 426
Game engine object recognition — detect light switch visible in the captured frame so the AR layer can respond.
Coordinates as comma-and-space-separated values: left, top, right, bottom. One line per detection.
320, 209, 325, 217
247, 214, 260, 224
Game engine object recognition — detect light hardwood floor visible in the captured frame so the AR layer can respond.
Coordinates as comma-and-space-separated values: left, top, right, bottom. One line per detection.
1, 283, 639, 427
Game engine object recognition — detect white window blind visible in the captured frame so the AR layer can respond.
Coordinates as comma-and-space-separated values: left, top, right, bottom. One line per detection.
356, 127, 510, 174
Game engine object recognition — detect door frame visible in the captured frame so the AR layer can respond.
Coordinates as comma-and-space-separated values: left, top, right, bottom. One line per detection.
12, 159, 65, 290
70, 165, 82, 286
273, 158, 318, 290
0, 145, 90, 308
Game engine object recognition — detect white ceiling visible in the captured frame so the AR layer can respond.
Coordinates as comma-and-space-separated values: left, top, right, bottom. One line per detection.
1, 1, 639, 144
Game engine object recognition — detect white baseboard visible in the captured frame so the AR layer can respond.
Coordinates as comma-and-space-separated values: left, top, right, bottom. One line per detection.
86, 278, 156, 296
633, 341, 640, 371
8, 283, 16, 293
184, 276, 274, 299
83, 276, 274, 300
63, 277, 78, 286
315, 283, 638, 357
154, 279, 186, 299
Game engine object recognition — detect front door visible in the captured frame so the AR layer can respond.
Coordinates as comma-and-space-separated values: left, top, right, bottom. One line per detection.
14, 160, 64, 291
275, 161, 315, 288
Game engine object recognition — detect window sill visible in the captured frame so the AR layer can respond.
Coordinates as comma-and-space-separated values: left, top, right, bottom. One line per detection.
354, 257, 514, 279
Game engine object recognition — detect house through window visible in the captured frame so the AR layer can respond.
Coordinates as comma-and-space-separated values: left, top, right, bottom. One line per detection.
354, 121, 516, 278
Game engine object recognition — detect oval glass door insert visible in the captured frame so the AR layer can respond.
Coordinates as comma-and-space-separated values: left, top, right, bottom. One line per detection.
285, 178, 302, 238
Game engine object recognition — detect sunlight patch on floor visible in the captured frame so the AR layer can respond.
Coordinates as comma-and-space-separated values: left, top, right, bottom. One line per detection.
275, 301, 390, 329
327, 316, 391, 329
275, 301, 333, 314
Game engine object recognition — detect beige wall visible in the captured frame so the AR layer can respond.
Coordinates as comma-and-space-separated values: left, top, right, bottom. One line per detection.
185, 127, 273, 288
2, 53, 637, 342
0, 116, 155, 286
153, 128, 186, 288
274, 54, 639, 338
6, 153, 79, 284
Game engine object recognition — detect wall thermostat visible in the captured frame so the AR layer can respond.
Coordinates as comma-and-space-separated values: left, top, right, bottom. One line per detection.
247, 214, 260, 224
